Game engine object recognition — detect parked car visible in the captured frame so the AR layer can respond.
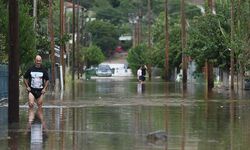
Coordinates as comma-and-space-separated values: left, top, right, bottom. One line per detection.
96, 64, 112, 77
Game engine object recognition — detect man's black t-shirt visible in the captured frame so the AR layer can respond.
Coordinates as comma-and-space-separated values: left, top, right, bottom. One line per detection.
24, 65, 49, 90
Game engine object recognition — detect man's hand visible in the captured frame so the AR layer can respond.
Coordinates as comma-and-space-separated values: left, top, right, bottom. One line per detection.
26, 87, 31, 92
41, 88, 46, 94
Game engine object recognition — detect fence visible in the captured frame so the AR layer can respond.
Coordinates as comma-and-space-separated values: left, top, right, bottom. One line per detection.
0, 64, 8, 100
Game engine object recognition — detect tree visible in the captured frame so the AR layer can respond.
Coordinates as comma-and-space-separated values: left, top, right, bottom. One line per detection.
86, 20, 119, 56
0, 0, 36, 72
84, 45, 105, 68
127, 44, 153, 75
0, 0, 8, 63
187, 14, 229, 73
150, 3, 200, 79
19, 2, 36, 75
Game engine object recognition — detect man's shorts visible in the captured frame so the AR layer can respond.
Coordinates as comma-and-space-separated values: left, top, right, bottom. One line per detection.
30, 88, 43, 99
139, 76, 145, 81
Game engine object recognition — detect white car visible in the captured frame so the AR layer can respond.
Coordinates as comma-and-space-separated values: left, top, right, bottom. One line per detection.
96, 64, 112, 77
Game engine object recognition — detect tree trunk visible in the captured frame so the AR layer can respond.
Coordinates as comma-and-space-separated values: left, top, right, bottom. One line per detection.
239, 61, 244, 90
181, 0, 187, 87
8, 0, 19, 123
223, 70, 229, 89
208, 61, 214, 89
204, 0, 214, 90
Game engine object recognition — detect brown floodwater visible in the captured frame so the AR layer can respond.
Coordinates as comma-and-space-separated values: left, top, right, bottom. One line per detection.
1, 77, 250, 150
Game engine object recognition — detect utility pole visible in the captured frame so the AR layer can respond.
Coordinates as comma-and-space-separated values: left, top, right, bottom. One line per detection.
138, 10, 142, 45
8, 0, 19, 123
164, 0, 170, 81
147, 0, 152, 48
72, 0, 75, 81
49, 0, 55, 87
181, 0, 187, 88
230, 0, 235, 89
60, 0, 65, 89
147, 0, 152, 80
76, 0, 80, 79
33, 0, 37, 29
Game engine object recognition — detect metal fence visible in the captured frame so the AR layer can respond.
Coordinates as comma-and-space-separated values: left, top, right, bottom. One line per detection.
0, 64, 8, 100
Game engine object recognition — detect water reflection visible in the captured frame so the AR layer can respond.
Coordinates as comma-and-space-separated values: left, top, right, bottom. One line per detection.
8, 123, 19, 150
26, 107, 47, 150
137, 82, 145, 94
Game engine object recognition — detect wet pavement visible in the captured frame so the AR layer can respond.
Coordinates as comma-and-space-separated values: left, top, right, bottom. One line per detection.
1, 77, 250, 150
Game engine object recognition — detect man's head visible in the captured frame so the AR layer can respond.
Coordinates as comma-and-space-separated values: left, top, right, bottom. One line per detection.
35, 55, 42, 68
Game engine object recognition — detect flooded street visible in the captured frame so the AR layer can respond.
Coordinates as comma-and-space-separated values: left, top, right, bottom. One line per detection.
1, 77, 250, 150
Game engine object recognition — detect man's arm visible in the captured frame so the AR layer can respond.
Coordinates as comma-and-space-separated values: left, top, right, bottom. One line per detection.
24, 78, 31, 92
41, 80, 49, 94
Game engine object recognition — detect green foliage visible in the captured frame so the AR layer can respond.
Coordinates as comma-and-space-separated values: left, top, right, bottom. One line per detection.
152, 23, 182, 70
84, 45, 105, 67
149, 2, 201, 75
0, 1, 7, 63
19, 2, 36, 75
107, 0, 120, 8
95, 7, 123, 25
127, 44, 152, 75
86, 20, 119, 56
187, 13, 229, 71
0, 0, 36, 73
42, 60, 51, 70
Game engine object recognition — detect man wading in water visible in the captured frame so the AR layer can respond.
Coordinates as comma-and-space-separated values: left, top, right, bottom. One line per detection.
24, 55, 49, 108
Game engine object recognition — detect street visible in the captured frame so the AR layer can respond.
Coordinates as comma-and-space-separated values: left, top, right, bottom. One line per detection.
1, 77, 250, 150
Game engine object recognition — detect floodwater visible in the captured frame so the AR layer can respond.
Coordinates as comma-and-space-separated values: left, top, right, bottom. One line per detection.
1, 77, 250, 150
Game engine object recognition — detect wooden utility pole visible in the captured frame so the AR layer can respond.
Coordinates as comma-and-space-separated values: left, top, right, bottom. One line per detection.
147, 0, 152, 80
230, 0, 235, 89
181, 0, 187, 87
138, 10, 142, 45
76, 0, 80, 79
72, 0, 75, 81
8, 0, 19, 123
60, 0, 65, 88
147, 0, 152, 48
164, 0, 170, 81
49, 0, 55, 87
33, 0, 37, 29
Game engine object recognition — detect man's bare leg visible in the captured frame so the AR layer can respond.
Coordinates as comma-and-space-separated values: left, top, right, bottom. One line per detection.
25, 107, 35, 134
37, 95, 43, 108
28, 93, 35, 108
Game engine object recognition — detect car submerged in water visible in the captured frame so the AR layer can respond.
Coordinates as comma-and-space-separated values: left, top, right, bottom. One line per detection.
96, 64, 112, 77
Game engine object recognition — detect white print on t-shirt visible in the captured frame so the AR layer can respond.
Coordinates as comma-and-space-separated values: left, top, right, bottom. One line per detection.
30, 72, 44, 89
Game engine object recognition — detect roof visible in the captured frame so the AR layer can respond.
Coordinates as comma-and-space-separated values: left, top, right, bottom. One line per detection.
64, 1, 86, 10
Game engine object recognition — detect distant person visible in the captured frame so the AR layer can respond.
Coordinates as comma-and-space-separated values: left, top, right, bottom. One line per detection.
24, 55, 49, 108
141, 65, 147, 81
137, 66, 142, 82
